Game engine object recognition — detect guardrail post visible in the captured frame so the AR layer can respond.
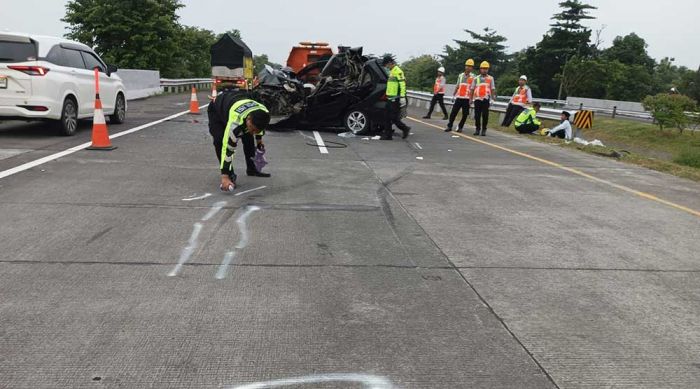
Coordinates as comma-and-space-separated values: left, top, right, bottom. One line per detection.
612, 106, 617, 119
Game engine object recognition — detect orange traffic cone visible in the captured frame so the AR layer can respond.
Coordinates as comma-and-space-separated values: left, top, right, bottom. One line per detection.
87, 69, 116, 150
189, 86, 201, 114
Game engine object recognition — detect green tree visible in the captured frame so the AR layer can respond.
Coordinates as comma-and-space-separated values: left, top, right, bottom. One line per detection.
216, 29, 241, 40
253, 54, 282, 75
441, 28, 509, 82
401, 55, 441, 91
170, 26, 217, 78
63, 0, 184, 77
603, 33, 655, 72
519, 0, 597, 99
643, 93, 697, 133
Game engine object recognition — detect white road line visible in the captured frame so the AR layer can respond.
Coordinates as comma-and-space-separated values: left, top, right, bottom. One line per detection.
227, 374, 395, 389
312, 131, 329, 154
414, 142, 423, 150
0, 104, 209, 180
201, 201, 227, 221
215, 205, 261, 280
234, 185, 267, 197
168, 222, 204, 277
182, 193, 212, 201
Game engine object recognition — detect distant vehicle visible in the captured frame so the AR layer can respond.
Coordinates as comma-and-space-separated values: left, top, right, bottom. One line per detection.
0, 32, 126, 136
211, 34, 254, 92
286, 42, 334, 73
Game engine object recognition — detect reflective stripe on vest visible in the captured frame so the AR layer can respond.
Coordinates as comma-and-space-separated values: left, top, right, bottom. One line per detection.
473, 75, 493, 99
512, 86, 529, 104
433, 76, 445, 94
456, 72, 475, 98
387, 66, 406, 98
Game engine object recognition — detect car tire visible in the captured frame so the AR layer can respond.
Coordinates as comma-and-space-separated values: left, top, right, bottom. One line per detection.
58, 97, 79, 136
344, 109, 370, 134
110, 93, 126, 124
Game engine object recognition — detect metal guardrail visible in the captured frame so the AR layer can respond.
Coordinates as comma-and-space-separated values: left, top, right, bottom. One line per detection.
160, 78, 213, 93
406, 90, 565, 121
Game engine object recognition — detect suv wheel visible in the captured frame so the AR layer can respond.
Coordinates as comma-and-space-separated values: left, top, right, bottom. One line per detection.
110, 93, 126, 124
344, 110, 370, 134
58, 97, 78, 136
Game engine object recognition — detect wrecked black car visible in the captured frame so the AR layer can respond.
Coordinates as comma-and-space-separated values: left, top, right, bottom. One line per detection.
248, 47, 402, 134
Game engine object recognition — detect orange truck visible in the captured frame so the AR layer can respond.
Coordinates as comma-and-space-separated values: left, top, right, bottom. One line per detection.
286, 42, 334, 84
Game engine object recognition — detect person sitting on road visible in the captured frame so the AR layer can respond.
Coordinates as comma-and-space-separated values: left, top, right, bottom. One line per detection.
548, 111, 573, 140
208, 91, 271, 192
514, 102, 542, 134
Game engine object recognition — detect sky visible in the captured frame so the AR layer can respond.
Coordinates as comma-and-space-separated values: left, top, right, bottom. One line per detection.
4, 0, 699, 69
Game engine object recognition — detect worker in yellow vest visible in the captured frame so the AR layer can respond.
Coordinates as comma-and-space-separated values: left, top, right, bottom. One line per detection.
502, 75, 533, 126
469, 61, 496, 136
381, 54, 411, 140
445, 59, 476, 132
423, 67, 448, 120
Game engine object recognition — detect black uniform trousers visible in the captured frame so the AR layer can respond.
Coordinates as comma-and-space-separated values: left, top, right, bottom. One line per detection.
502, 103, 525, 127
473, 99, 491, 132
515, 123, 540, 134
447, 98, 470, 130
207, 103, 257, 176
384, 99, 409, 138
426, 93, 448, 117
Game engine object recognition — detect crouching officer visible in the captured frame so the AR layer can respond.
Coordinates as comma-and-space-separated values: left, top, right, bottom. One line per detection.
208, 92, 271, 192
381, 54, 411, 140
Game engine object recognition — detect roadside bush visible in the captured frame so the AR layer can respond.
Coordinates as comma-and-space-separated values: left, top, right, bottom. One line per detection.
642, 93, 698, 133
674, 147, 700, 168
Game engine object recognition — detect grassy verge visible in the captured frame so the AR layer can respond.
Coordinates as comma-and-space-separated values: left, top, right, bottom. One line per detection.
485, 112, 700, 182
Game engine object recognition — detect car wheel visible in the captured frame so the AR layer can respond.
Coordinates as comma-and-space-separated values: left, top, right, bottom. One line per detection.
110, 93, 126, 124
344, 110, 370, 134
58, 97, 78, 136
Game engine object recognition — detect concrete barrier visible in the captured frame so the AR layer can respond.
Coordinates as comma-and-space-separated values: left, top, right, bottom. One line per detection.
115, 69, 163, 101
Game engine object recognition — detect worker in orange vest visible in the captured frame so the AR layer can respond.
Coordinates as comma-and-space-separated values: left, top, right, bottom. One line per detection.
502, 75, 533, 126
445, 59, 476, 132
423, 67, 448, 120
469, 61, 496, 136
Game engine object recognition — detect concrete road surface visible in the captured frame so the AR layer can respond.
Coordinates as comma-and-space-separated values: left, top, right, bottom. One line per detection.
1, 94, 699, 388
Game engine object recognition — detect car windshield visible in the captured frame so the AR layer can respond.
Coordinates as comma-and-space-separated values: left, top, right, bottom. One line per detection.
0, 40, 37, 62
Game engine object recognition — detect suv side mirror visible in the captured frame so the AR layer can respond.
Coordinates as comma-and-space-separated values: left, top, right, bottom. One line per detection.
107, 64, 118, 76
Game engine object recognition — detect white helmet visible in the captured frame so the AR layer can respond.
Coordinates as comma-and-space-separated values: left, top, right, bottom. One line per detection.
438, 67, 445, 73
519, 75, 528, 81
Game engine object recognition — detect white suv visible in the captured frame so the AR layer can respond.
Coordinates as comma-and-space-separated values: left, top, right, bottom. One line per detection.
0, 32, 126, 136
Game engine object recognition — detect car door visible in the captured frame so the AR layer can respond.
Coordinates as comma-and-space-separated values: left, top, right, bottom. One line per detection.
49, 46, 95, 117
80, 51, 116, 113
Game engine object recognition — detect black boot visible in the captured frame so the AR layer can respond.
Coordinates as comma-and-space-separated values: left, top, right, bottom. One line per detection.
473, 129, 480, 136
456, 128, 463, 133
401, 126, 411, 139
247, 170, 271, 177
444, 127, 452, 132
480, 128, 487, 136
422, 115, 431, 119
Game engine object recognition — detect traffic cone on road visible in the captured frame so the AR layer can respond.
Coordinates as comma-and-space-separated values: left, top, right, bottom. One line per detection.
87, 69, 116, 150
189, 86, 201, 114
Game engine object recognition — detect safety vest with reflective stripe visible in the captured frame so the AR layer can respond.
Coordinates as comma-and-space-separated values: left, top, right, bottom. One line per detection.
456, 72, 476, 99
433, 76, 446, 94
472, 75, 494, 100
386, 66, 406, 99
512, 85, 530, 105
514, 107, 541, 127
220, 99, 269, 171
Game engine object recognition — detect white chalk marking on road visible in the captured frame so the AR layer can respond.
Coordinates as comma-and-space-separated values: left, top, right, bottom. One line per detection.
416, 157, 424, 160
312, 131, 329, 154
234, 186, 267, 197
414, 142, 423, 150
227, 373, 395, 389
201, 201, 227, 221
182, 193, 212, 202
168, 222, 204, 277
451, 135, 460, 138
0, 103, 209, 181
215, 205, 261, 280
